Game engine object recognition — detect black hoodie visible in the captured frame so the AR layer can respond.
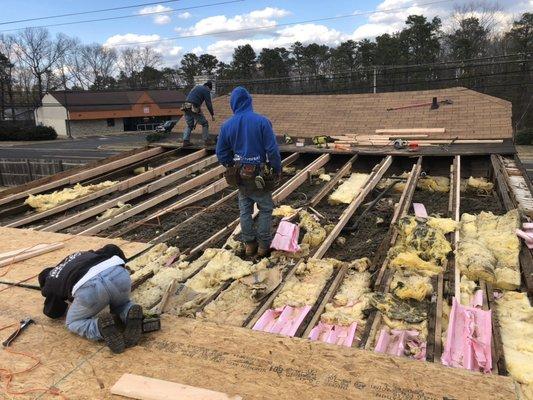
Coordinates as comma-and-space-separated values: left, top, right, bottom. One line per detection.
38, 244, 126, 319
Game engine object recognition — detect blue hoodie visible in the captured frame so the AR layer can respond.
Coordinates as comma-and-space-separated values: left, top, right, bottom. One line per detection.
216, 87, 281, 173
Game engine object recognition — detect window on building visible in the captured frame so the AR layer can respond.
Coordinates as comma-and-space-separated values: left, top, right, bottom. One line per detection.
107, 118, 115, 127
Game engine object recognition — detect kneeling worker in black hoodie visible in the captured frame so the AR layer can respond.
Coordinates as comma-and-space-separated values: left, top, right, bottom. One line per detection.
38, 244, 142, 354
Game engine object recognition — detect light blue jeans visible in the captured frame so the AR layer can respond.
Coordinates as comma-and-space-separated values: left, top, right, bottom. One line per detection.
183, 111, 209, 141
238, 188, 274, 248
66, 266, 134, 341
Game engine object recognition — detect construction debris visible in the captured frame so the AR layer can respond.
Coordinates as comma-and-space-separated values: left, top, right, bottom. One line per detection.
96, 202, 133, 221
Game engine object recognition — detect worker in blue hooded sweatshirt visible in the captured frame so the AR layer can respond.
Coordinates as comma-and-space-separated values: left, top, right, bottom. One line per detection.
216, 87, 282, 257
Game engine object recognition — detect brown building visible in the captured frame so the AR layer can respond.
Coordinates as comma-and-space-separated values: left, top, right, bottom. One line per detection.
35, 89, 186, 137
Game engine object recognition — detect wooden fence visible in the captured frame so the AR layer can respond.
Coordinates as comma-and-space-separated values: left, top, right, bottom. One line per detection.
0, 158, 88, 187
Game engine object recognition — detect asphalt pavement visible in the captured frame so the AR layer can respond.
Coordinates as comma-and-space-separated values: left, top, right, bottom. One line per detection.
0, 133, 147, 160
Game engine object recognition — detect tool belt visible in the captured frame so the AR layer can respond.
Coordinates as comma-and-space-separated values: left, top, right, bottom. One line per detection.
224, 163, 277, 191
180, 102, 201, 114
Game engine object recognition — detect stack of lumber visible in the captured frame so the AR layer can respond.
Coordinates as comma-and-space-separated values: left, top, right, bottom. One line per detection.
331, 128, 504, 146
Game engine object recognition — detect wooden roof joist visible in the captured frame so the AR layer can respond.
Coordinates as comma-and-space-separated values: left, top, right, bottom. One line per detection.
41, 153, 219, 233
6, 149, 208, 228
0, 146, 166, 207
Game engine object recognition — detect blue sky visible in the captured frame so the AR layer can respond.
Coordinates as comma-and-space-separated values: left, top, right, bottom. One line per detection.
1, 0, 531, 64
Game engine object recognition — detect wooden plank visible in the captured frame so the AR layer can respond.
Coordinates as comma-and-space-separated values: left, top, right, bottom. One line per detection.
0, 147, 165, 207
485, 282, 508, 375
6, 150, 207, 228
375, 128, 446, 134
491, 155, 515, 210
79, 165, 225, 236
453, 155, 461, 299
309, 155, 356, 207
0, 242, 64, 267
0, 243, 52, 261
433, 273, 444, 362
41, 155, 218, 233
111, 373, 242, 400
313, 156, 393, 259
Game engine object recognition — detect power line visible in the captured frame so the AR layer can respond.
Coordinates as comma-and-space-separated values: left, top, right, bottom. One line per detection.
0, 0, 183, 26
0, 0, 245, 33
104, 0, 456, 47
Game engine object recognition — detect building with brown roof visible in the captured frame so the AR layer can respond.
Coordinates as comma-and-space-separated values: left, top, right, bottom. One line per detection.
35, 89, 186, 137
177, 87, 512, 140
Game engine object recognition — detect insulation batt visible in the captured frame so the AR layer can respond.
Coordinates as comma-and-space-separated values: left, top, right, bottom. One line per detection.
496, 291, 533, 399
388, 216, 453, 276
459, 276, 478, 306
461, 177, 494, 194
328, 172, 369, 205
417, 176, 450, 193
370, 293, 427, 324
320, 258, 372, 326
198, 266, 283, 326
25, 181, 116, 212
96, 202, 132, 221
298, 210, 327, 248
272, 258, 340, 308
390, 270, 433, 301
273, 205, 298, 218
457, 210, 521, 289
127, 243, 181, 281
376, 172, 409, 193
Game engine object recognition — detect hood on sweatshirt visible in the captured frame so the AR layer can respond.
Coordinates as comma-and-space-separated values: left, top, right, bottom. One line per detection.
230, 86, 253, 114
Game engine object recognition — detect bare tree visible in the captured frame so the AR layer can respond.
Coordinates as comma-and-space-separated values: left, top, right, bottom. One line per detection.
119, 46, 162, 88
12, 28, 73, 97
0, 35, 17, 119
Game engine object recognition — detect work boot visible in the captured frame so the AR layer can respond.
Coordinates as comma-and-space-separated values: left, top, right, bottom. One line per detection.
245, 241, 258, 257
182, 140, 192, 147
257, 245, 270, 258
123, 304, 143, 348
97, 313, 125, 354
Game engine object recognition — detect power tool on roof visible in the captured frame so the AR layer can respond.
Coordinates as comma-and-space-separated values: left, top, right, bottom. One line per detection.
283, 133, 294, 144
312, 135, 335, 148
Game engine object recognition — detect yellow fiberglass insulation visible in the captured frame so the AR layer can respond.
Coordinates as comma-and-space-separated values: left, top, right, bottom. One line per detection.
272, 258, 341, 308
426, 217, 457, 234
320, 258, 372, 326
388, 216, 452, 276
496, 291, 533, 399
390, 270, 433, 301
457, 210, 521, 289
417, 176, 450, 193
376, 172, 409, 193
25, 181, 116, 212
96, 202, 132, 221
462, 177, 494, 194
328, 172, 369, 205
298, 210, 327, 248
273, 205, 298, 218
131, 261, 198, 309
186, 249, 264, 294
127, 243, 181, 280
197, 266, 283, 326
369, 292, 427, 324
459, 275, 478, 306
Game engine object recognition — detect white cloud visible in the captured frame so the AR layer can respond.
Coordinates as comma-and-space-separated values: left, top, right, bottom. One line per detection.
178, 12, 192, 19
104, 34, 182, 65
176, 7, 291, 39
139, 4, 173, 25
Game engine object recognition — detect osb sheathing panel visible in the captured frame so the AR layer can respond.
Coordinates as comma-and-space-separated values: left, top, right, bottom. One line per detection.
0, 227, 148, 286
56, 315, 517, 400
0, 286, 105, 400
175, 87, 512, 140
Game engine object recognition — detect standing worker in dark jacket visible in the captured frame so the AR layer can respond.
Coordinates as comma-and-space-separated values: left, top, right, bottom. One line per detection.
216, 86, 281, 257
38, 244, 143, 354
181, 81, 215, 147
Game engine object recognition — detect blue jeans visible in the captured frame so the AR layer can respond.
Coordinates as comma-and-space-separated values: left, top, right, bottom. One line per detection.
183, 111, 209, 141
238, 188, 274, 248
66, 266, 134, 341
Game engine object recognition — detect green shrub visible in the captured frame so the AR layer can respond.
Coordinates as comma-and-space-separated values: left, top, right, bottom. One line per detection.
515, 129, 533, 145
145, 132, 165, 143
0, 124, 57, 141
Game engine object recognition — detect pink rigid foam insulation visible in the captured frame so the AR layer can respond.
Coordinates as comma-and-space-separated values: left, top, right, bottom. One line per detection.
271, 220, 301, 253
413, 203, 428, 218
441, 297, 492, 373
522, 222, 533, 230
374, 329, 426, 360
516, 229, 533, 249
308, 322, 357, 347
253, 305, 311, 337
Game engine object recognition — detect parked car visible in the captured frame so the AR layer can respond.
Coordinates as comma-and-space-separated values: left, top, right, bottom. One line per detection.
155, 120, 177, 133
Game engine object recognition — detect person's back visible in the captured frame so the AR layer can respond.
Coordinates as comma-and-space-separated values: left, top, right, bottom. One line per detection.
181, 81, 215, 147
216, 87, 281, 258
217, 86, 281, 173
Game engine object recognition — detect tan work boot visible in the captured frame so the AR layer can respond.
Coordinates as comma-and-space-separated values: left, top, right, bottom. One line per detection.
245, 241, 258, 257
257, 245, 270, 258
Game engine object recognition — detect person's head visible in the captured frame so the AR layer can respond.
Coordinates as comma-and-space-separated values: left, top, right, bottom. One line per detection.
230, 86, 252, 114
204, 80, 213, 90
